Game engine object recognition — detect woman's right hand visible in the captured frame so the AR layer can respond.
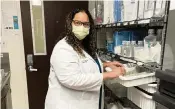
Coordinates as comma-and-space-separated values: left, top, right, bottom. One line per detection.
103, 66, 125, 80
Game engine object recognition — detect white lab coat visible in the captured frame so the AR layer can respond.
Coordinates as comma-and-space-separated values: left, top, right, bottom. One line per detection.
45, 38, 104, 109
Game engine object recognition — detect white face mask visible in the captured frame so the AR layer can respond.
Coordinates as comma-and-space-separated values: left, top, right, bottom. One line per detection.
72, 25, 90, 40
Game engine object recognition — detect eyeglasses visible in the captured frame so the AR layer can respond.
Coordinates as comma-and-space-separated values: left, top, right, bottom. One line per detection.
72, 20, 90, 28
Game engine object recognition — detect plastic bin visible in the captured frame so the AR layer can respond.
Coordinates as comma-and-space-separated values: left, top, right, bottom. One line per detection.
127, 87, 156, 109
105, 67, 156, 87
138, 83, 157, 93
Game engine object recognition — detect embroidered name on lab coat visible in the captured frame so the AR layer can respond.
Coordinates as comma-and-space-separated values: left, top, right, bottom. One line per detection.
81, 58, 88, 63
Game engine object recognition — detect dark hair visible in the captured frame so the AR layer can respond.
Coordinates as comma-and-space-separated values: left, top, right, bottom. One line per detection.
59, 8, 97, 59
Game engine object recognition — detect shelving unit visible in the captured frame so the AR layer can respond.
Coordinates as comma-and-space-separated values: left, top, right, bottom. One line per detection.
95, 1, 170, 70
93, 1, 171, 109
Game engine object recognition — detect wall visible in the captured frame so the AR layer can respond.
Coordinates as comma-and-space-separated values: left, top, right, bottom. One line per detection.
1, 1, 29, 109
170, 0, 175, 10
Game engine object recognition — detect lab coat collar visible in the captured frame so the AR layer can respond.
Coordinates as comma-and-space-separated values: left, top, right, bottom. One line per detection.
63, 37, 97, 64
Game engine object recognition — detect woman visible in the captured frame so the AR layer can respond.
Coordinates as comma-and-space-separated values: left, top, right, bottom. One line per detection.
45, 8, 125, 109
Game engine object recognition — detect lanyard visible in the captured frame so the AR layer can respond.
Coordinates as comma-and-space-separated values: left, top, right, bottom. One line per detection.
95, 59, 102, 109
95, 59, 102, 73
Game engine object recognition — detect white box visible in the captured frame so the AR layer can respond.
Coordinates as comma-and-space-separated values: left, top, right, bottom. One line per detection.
103, 1, 115, 24
122, 0, 138, 21
108, 1, 115, 23
155, 0, 166, 17
144, 1, 155, 18
103, 1, 110, 24
138, 1, 145, 19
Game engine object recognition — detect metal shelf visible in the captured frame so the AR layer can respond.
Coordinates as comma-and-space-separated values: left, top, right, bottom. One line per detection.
95, 17, 164, 29
104, 85, 141, 109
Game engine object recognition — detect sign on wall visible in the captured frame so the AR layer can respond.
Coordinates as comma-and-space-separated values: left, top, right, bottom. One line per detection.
13, 16, 19, 29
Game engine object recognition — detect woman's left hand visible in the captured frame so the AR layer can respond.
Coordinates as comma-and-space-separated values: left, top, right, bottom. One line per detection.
103, 61, 124, 67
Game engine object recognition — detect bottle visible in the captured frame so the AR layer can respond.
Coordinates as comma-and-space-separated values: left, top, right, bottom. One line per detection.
121, 41, 126, 57
144, 29, 157, 48
106, 32, 113, 52
134, 41, 144, 59
131, 41, 136, 58
138, 41, 144, 47
125, 41, 131, 57
144, 29, 157, 62
107, 40, 113, 52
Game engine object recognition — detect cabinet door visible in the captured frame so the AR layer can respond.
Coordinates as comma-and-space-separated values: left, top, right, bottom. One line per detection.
20, 1, 88, 109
